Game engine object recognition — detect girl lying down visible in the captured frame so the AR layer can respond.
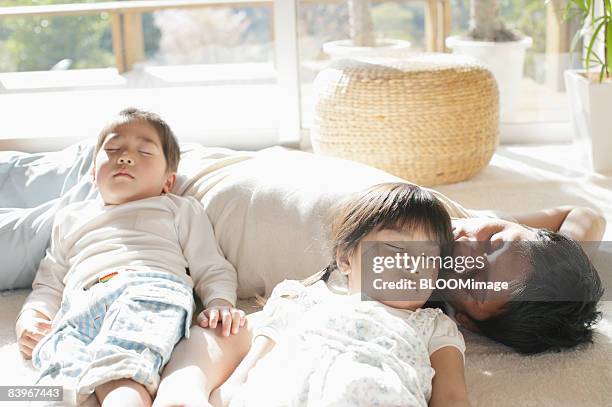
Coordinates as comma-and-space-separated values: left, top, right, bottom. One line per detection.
155, 183, 470, 407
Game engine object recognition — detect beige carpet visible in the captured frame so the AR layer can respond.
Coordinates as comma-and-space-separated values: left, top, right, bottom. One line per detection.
0, 143, 610, 406
431, 144, 612, 407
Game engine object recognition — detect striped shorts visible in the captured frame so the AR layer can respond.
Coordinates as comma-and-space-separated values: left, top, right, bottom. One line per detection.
32, 270, 194, 402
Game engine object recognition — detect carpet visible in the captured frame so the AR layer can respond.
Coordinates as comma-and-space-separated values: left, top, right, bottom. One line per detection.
1, 144, 610, 406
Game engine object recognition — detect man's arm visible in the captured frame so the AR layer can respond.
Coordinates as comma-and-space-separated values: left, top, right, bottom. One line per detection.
513, 206, 606, 251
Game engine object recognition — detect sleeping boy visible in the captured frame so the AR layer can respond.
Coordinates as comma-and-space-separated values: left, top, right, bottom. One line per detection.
15, 108, 244, 406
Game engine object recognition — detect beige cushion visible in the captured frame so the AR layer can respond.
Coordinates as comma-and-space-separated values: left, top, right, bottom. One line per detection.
182, 147, 469, 298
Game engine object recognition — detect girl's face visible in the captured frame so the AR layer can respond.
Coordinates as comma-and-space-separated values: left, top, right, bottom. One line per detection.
338, 227, 441, 311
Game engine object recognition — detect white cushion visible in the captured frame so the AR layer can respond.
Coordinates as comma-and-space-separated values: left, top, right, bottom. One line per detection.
191, 148, 469, 298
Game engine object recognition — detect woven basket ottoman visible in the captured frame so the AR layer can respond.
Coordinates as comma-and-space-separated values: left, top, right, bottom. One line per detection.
311, 54, 499, 186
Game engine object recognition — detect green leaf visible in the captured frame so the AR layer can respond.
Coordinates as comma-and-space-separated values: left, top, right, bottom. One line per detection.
564, 0, 588, 19
590, 52, 606, 67
563, 5, 578, 21
580, 52, 604, 75
586, 20, 606, 71
607, 20, 612, 78
592, 16, 608, 24
565, 0, 598, 25
599, 65, 606, 83
565, 3, 574, 20
567, 9, 590, 24
570, 28, 583, 53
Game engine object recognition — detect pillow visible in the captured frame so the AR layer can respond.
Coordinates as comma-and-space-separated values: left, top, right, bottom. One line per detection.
0, 142, 94, 208
0, 176, 97, 290
187, 148, 469, 298
0, 143, 97, 290
0, 142, 248, 291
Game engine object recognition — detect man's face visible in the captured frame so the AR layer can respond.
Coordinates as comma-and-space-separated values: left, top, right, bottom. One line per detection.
93, 121, 175, 205
442, 218, 537, 327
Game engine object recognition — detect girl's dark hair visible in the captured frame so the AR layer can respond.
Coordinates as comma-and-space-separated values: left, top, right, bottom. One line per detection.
472, 229, 604, 354
302, 183, 453, 287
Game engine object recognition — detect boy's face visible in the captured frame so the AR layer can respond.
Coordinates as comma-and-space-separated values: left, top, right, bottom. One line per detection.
93, 121, 176, 205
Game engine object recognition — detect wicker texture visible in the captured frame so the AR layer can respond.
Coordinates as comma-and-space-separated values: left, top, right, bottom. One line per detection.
311, 54, 499, 186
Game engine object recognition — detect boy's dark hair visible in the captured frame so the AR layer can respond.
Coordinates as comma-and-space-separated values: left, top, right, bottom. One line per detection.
472, 229, 604, 354
303, 182, 453, 285
95, 107, 180, 172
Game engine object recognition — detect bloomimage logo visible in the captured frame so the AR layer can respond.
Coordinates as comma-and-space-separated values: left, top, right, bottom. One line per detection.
359, 240, 609, 303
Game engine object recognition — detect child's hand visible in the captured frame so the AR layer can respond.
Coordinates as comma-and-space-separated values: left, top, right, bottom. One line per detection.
15, 309, 52, 360
197, 299, 246, 337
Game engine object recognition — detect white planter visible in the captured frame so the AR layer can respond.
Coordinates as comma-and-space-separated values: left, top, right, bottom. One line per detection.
322, 39, 411, 59
564, 70, 612, 174
446, 35, 532, 122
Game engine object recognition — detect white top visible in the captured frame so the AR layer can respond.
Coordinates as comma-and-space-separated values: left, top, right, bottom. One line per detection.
254, 279, 466, 360
234, 278, 465, 406
22, 194, 238, 320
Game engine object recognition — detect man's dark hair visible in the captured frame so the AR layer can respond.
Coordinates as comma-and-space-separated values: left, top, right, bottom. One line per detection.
473, 229, 604, 354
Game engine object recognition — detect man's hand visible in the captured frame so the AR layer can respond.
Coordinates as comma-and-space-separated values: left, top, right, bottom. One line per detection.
197, 299, 246, 337
15, 309, 52, 360
452, 218, 507, 241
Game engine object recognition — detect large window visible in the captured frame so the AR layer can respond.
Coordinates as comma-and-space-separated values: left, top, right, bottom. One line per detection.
0, 1, 584, 151
0, 0, 293, 151
297, 0, 580, 144
450, 0, 579, 142
298, 0, 447, 132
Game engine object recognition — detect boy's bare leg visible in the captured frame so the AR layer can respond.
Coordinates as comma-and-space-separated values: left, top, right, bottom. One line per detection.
153, 315, 257, 407
95, 378, 152, 407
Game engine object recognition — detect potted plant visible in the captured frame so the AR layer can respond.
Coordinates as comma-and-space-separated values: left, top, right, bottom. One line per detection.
563, 0, 612, 173
322, 0, 411, 59
445, 0, 532, 121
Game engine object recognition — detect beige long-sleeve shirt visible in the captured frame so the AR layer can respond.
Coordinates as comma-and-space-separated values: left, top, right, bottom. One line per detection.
21, 194, 237, 320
